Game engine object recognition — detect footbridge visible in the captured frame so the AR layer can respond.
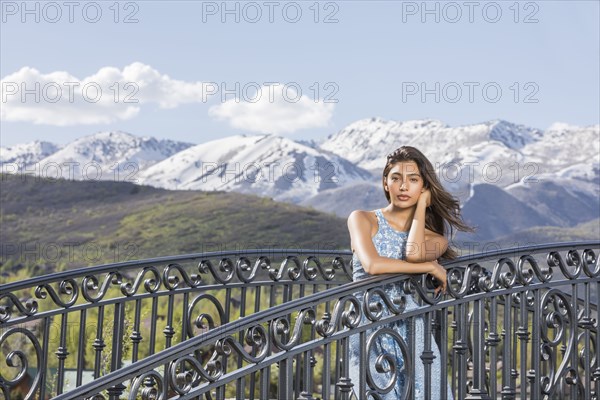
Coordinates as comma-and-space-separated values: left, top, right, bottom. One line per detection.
1, 242, 599, 399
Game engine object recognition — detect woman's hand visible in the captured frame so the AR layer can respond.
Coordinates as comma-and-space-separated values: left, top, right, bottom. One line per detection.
419, 188, 431, 207
428, 260, 447, 295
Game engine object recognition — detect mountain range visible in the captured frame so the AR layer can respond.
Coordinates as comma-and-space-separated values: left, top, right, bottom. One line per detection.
2, 118, 599, 243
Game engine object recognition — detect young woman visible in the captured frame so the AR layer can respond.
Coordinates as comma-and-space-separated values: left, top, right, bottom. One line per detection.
347, 146, 472, 399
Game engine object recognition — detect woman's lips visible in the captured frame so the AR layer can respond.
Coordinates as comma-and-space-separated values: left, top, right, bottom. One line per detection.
397, 195, 410, 200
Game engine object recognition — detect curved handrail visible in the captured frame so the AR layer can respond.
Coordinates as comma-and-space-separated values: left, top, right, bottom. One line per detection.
0, 249, 355, 326
1, 248, 361, 400
3, 240, 595, 292
0, 248, 353, 292
50, 241, 600, 399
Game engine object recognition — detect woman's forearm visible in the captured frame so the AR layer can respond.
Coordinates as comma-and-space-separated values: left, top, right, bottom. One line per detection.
366, 255, 433, 275
405, 201, 428, 262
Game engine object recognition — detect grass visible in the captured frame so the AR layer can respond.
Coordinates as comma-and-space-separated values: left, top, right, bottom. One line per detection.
0, 174, 351, 279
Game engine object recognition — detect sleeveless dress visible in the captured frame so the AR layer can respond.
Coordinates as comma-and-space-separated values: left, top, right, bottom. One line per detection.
347, 209, 451, 400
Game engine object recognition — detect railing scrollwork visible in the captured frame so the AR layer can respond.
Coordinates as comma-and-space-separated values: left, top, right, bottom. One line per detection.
1, 243, 598, 400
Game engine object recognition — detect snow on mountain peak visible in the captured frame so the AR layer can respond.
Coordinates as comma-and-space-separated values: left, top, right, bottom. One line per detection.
138, 132, 372, 202
487, 119, 543, 149
0, 140, 61, 168
319, 117, 599, 206
6, 131, 194, 180
320, 117, 449, 171
3, 118, 598, 211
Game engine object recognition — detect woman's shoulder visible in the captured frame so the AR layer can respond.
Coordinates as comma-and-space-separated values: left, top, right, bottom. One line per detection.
347, 209, 379, 232
348, 209, 378, 222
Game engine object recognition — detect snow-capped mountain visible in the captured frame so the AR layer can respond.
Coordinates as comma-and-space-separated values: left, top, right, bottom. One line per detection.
488, 120, 543, 149
3, 119, 598, 242
10, 131, 194, 181
320, 118, 547, 173
137, 133, 373, 203
0, 140, 60, 171
522, 123, 600, 168
318, 118, 441, 171
319, 118, 599, 202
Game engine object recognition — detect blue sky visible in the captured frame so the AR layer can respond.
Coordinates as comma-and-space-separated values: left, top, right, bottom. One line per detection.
1, 0, 599, 147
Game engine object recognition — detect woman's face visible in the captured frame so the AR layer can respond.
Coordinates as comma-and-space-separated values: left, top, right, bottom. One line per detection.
384, 161, 425, 208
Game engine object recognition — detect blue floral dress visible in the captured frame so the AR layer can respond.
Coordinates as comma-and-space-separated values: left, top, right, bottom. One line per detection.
348, 209, 451, 400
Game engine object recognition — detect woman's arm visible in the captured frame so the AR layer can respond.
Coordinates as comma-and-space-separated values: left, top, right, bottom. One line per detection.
347, 210, 447, 290
405, 190, 448, 262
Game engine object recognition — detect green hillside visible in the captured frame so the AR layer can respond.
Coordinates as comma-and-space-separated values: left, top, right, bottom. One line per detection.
0, 174, 351, 279
2, 173, 597, 282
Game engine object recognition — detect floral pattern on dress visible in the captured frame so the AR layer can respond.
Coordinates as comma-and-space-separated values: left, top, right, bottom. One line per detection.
348, 209, 452, 400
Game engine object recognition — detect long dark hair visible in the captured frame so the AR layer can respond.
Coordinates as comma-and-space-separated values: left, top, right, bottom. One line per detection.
383, 146, 473, 259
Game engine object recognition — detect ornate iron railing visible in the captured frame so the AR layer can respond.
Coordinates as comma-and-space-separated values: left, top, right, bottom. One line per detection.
1, 242, 599, 399
0, 249, 352, 400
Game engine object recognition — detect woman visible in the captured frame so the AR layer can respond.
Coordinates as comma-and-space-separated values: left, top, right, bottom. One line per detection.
347, 146, 472, 399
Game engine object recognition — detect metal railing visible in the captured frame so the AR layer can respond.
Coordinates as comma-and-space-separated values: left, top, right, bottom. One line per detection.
0, 249, 352, 400
1, 242, 598, 399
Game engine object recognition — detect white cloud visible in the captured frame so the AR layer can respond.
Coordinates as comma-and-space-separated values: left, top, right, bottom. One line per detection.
1, 64, 336, 132
0, 62, 207, 126
208, 85, 335, 134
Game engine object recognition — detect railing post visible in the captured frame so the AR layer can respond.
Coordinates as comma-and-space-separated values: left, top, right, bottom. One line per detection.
336, 337, 354, 400
439, 307, 450, 400
570, 283, 580, 399
421, 312, 434, 400
76, 309, 88, 387
527, 290, 541, 398
465, 299, 492, 400
358, 330, 367, 400
322, 311, 332, 399
39, 316, 51, 400
486, 297, 501, 399
55, 313, 70, 395
581, 282, 593, 400
107, 302, 126, 400
454, 303, 468, 399
516, 291, 531, 400
594, 280, 600, 399
297, 350, 316, 400
501, 293, 517, 399
278, 358, 294, 399
93, 306, 106, 379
